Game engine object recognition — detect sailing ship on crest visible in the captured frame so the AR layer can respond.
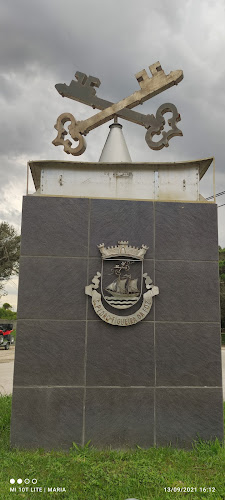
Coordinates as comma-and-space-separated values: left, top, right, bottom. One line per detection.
106, 276, 139, 298
103, 261, 141, 309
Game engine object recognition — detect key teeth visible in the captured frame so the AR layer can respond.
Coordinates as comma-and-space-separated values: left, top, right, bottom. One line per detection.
149, 61, 164, 76
75, 71, 87, 84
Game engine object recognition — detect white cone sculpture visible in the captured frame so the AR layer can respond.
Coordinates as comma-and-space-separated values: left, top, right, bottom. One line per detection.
99, 122, 132, 162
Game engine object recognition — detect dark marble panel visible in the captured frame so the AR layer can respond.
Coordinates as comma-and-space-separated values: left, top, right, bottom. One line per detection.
155, 202, 218, 261
17, 257, 87, 320
85, 388, 154, 448
156, 388, 224, 447
13, 320, 86, 386
86, 321, 154, 386
155, 261, 220, 322
156, 323, 222, 386
10, 387, 84, 449
87, 258, 155, 320
21, 196, 89, 257
89, 199, 154, 258
87, 258, 101, 321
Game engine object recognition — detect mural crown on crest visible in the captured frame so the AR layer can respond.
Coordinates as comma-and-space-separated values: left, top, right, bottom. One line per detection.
97, 241, 149, 260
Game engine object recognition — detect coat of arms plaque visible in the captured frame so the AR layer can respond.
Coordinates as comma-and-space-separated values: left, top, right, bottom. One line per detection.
85, 241, 159, 326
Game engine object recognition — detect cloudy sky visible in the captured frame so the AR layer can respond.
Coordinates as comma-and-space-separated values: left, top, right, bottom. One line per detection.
0, 0, 225, 308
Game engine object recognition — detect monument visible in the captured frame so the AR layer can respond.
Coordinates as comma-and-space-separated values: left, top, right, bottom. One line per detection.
11, 62, 224, 449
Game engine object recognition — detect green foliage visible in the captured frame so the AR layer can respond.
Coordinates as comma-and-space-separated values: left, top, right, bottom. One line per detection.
71, 440, 92, 454
10, 328, 16, 341
220, 287, 225, 329
219, 251, 225, 329
0, 222, 20, 278
0, 301, 16, 320
0, 395, 12, 450
2, 303, 12, 310
0, 396, 225, 499
0, 307, 16, 319
0, 222, 20, 297
219, 260, 225, 280
219, 247, 225, 261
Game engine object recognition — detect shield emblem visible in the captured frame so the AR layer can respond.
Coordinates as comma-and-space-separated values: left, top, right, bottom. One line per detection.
85, 241, 159, 325
101, 258, 143, 310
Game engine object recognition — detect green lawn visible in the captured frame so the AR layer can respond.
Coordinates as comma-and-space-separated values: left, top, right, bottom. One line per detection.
0, 396, 224, 499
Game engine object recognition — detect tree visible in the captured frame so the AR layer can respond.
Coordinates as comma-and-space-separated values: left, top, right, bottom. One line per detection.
0, 305, 16, 319
220, 284, 225, 329
2, 302, 12, 310
219, 248, 225, 329
0, 222, 20, 297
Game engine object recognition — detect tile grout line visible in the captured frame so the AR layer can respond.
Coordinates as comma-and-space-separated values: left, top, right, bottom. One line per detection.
82, 198, 91, 446
152, 259, 219, 263
19, 255, 219, 263
153, 201, 156, 447
15, 319, 221, 324
13, 385, 223, 389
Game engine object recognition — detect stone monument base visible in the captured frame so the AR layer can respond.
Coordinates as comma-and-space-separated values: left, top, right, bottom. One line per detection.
11, 196, 224, 449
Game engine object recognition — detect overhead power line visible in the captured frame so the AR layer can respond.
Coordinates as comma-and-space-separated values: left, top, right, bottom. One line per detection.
206, 190, 225, 200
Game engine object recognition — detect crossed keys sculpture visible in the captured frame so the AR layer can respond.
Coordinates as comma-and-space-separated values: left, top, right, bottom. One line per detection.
53, 61, 183, 156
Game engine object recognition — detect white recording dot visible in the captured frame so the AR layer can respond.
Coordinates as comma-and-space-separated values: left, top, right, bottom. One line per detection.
17, 479, 23, 484
32, 478, 37, 484
24, 478, 30, 484
10, 479, 15, 484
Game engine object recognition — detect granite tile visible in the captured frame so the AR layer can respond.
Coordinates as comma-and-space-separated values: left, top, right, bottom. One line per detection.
85, 388, 154, 448
21, 196, 89, 257
156, 388, 224, 447
86, 321, 154, 386
156, 323, 222, 386
17, 257, 87, 320
11, 387, 84, 449
13, 320, 86, 386
155, 202, 218, 261
155, 260, 220, 322
89, 199, 154, 258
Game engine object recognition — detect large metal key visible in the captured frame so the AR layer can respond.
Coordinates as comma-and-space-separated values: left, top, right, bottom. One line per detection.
53, 62, 183, 155
56, 70, 155, 129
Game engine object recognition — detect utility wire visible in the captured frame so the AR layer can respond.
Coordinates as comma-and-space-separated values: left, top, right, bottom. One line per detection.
206, 190, 225, 200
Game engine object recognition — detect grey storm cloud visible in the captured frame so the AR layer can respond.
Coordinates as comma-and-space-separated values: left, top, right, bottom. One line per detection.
0, 0, 225, 245
1, 0, 225, 307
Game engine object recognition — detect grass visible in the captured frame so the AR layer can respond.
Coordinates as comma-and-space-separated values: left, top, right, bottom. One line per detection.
0, 397, 224, 499
11, 328, 16, 342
